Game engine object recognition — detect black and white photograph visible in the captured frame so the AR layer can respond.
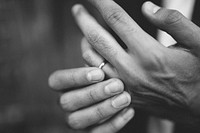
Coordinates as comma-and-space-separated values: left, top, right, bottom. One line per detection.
0, 0, 200, 133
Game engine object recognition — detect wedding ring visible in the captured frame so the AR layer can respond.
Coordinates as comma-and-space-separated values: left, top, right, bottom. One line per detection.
98, 62, 106, 69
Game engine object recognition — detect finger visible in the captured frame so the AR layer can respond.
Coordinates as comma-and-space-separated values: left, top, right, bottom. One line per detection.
81, 37, 118, 78
88, 0, 160, 53
67, 92, 131, 129
60, 78, 124, 111
142, 1, 200, 56
49, 67, 104, 91
90, 108, 134, 133
72, 4, 128, 67
85, 64, 89, 67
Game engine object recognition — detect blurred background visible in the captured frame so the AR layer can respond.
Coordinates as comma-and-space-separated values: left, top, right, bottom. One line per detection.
0, 0, 200, 133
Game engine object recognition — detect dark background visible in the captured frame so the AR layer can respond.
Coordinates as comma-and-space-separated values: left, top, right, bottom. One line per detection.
0, 0, 199, 133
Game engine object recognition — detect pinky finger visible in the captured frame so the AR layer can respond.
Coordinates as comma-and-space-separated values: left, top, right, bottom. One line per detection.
90, 108, 134, 133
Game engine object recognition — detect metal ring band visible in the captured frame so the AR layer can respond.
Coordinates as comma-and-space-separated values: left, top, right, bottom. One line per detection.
98, 62, 106, 69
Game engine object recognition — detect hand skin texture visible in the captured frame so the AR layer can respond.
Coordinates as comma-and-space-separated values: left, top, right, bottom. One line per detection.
49, 67, 134, 132
72, 0, 200, 126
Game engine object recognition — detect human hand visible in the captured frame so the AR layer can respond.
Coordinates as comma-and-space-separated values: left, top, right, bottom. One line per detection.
73, 0, 200, 124
48, 67, 133, 132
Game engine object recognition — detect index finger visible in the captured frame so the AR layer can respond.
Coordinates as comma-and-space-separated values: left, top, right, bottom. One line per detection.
48, 67, 105, 91
88, 0, 159, 52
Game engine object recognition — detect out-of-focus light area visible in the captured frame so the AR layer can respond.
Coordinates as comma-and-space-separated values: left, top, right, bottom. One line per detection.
0, 0, 86, 133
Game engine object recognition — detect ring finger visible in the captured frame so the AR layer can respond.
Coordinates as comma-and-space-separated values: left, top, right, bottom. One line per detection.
81, 37, 118, 78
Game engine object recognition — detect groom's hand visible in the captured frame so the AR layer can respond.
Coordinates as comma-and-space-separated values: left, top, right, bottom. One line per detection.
73, 0, 200, 124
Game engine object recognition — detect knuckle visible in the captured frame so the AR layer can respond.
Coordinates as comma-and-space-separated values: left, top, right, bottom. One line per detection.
88, 89, 98, 103
106, 8, 125, 25
100, 44, 118, 58
87, 30, 105, 46
123, 92, 131, 103
144, 50, 167, 70
96, 106, 105, 120
67, 115, 82, 129
87, 31, 118, 58
69, 69, 78, 86
164, 10, 183, 25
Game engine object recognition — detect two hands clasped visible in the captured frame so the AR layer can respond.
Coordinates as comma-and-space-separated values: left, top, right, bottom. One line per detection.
49, 0, 200, 132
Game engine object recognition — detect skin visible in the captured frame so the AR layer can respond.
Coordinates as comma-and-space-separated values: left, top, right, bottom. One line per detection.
49, 67, 133, 132
49, 1, 200, 131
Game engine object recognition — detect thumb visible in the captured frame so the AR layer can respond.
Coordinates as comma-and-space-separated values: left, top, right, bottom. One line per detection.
142, 1, 200, 57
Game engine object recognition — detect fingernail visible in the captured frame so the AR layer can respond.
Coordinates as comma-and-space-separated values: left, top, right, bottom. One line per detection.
145, 1, 160, 14
122, 108, 134, 121
105, 81, 123, 95
87, 69, 104, 82
112, 93, 131, 109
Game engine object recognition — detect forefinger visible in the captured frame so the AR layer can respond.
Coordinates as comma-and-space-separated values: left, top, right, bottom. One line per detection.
48, 67, 104, 91
88, 0, 159, 53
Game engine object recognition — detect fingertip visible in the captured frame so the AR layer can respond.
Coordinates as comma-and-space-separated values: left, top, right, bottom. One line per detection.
115, 108, 134, 127
67, 113, 83, 130
60, 94, 73, 112
114, 78, 125, 92
124, 108, 135, 121
142, 1, 161, 16
87, 68, 105, 82
124, 91, 132, 105
104, 78, 124, 95
112, 91, 131, 109
71, 4, 84, 16
141, 1, 149, 15
111, 108, 134, 131
48, 74, 53, 88
48, 71, 58, 90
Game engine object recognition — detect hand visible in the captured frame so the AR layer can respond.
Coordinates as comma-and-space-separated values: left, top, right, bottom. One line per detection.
48, 67, 133, 132
73, 1, 200, 124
